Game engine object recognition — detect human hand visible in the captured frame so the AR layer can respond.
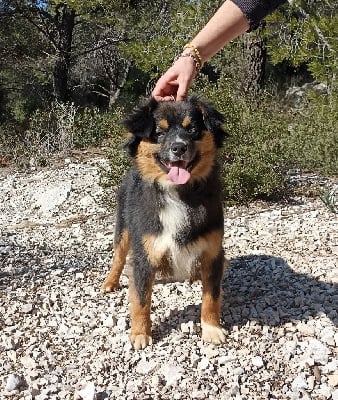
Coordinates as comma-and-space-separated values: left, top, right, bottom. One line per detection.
152, 55, 197, 101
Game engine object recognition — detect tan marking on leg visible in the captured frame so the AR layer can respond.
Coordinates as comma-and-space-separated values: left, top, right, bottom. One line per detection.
102, 230, 130, 293
129, 270, 154, 350
202, 229, 224, 260
200, 229, 226, 344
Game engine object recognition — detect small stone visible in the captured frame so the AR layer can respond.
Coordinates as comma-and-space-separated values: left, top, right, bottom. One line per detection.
307, 376, 315, 390
116, 316, 127, 331
198, 357, 209, 370
5, 373, 25, 392
251, 356, 264, 368
308, 339, 330, 365
180, 322, 191, 334
21, 303, 33, 313
161, 364, 183, 386
292, 376, 308, 390
233, 367, 244, 376
328, 372, 338, 388
75, 382, 96, 400
314, 365, 321, 382
332, 389, 338, 400
2, 337, 16, 350
136, 358, 157, 375
320, 327, 335, 346
102, 315, 117, 328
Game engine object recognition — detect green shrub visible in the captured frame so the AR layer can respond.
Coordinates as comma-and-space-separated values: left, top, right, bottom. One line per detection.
193, 77, 337, 202
74, 107, 113, 149
280, 90, 338, 175
98, 106, 131, 200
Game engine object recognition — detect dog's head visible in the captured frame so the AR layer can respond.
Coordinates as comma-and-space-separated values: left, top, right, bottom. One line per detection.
123, 95, 227, 185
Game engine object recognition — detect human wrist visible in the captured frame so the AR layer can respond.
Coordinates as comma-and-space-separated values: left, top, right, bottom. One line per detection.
173, 51, 202, 77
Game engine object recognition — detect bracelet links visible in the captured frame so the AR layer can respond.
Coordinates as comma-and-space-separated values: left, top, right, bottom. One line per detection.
183, 43, 203, 67
173, 53, 201, 77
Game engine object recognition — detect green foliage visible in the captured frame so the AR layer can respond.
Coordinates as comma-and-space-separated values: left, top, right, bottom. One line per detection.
194, 76, 337, 202
73, 107, 115, 148
320, 188, 338, 214
195, 78, 288, 202
99, 106, 131, 198
266, 0, 338, 84
279, 90, 338, 175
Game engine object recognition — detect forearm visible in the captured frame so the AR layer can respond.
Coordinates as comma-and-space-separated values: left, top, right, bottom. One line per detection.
188, 1, 250, 64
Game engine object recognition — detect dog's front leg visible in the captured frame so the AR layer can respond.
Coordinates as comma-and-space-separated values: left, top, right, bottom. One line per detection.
102, 230, 130, 293
200, 231, 226, 344
129, 259, 155, 350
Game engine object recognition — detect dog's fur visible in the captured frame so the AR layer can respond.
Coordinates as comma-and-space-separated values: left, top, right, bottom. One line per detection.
102, 95, 228, 349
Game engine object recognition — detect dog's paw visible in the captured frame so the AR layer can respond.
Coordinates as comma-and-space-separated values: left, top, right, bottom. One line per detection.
130, 334, 152, 350
101, 280, 120, 293
201, 323, 226, 345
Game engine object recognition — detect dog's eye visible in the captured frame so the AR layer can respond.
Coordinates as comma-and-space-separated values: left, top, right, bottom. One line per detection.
152, 129, 165, 142
188, 126, 201, 139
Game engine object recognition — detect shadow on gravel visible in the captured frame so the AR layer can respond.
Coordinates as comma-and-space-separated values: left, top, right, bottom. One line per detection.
222, 255, 337, 329
0, 240, 109, 291
154, 255, 337, 341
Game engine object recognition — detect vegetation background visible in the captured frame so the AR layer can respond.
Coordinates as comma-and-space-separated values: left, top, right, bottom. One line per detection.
0, 0, 337, 203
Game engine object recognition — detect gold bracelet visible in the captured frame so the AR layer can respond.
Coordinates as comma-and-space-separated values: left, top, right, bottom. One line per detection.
183, 43, 203, 67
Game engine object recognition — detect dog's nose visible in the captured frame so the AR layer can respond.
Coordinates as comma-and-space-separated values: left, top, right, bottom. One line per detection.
171, 142, 188, 157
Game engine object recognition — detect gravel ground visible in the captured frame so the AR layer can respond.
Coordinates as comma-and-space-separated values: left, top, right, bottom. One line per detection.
0, 158, 337, 400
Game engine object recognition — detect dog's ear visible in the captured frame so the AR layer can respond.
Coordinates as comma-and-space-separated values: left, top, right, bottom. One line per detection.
123, 98, 158, 157
189, 95, 228, 148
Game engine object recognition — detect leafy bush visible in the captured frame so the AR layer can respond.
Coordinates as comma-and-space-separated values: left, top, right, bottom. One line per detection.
0, 101, 77, 168
99, 106, 131, 196
192, 77, 338, 202
73, 107, 114, 149
280, 90, 338, 175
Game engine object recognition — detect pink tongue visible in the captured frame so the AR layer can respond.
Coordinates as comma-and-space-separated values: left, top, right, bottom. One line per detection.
167, 166, 191, 185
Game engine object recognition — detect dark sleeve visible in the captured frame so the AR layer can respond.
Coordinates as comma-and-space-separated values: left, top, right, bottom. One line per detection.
231, 0, 287, 31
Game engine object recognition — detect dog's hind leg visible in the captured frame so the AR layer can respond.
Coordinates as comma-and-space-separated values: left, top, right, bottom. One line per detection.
101, 229, 130, 293
200, 229, 226, 344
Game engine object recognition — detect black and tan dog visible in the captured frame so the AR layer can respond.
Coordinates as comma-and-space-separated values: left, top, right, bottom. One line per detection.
102, 95, 227, 349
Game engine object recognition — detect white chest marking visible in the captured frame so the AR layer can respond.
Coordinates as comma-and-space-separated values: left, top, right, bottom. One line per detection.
153, 189, 207, 280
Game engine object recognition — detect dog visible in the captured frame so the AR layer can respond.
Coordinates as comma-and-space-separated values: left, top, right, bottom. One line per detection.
102, 95, 228, 349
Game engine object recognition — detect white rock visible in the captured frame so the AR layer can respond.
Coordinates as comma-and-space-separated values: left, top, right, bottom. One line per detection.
332, 389, 338, 400
307, 339, 330, 365
328, 372, 338, 388
320, 327, 336, 346
5, 373, 25, 392
21, 303, 33, 313
198, 357, 209, 370
161, 364, 183, 386
292, 376, 308, 390
334, 333, 338, 347
75, 382, 96, 400
135, 358, 157, 375
2, 337, 16, 350
251, 356, 264, 368
116, 316, 127, 331
102, 315, 117, 328
33, 181, 72, 214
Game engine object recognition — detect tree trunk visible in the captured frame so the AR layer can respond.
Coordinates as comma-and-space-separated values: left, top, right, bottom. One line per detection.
53, 4, 75, 102
245, 23, 267, 96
